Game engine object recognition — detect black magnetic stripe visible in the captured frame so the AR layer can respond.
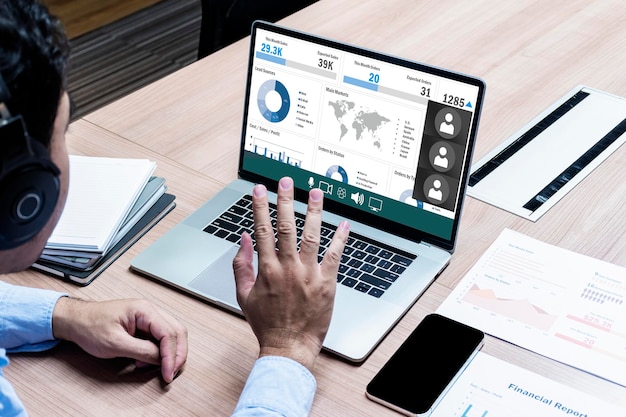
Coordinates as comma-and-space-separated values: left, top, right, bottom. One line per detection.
523, 117, 626, 212
469, 90, 590, 186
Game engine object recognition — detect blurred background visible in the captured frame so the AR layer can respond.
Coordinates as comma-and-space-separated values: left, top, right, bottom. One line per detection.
43, 0, 317, 119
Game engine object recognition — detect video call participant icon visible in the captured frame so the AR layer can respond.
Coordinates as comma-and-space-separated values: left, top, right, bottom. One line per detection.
412, 101, 468, 210
434, 147, 448, 168
428, 142, 456, 173
439, 113, 454, 135
428, 180, 443, 201
423, 175, 450, 205
434, 108, 462, 140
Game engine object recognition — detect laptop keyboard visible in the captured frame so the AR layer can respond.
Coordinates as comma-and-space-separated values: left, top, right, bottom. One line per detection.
202, 195, 416, 298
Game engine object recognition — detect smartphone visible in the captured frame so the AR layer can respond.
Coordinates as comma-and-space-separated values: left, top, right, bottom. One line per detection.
365, 313, 484, 417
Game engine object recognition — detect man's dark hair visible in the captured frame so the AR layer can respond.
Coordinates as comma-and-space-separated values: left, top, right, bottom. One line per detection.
0, 0, 70, 147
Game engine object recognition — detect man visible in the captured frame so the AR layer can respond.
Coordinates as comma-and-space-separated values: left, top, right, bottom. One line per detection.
1, 1, 349, 416
232, 178, 350, 416
1, 1, 188, 414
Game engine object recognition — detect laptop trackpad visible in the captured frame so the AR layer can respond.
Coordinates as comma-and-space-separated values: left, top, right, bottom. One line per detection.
188, 245, 247, 315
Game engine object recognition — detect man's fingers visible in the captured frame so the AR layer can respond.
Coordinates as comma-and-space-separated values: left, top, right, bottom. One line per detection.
251, 184, 275, 258
299, 188, 324, 263
157, 311, 189, 383
275, 177, 298, 259
233, 232, 256, 308
134, 305, 188, 383
321, 220, 350, 277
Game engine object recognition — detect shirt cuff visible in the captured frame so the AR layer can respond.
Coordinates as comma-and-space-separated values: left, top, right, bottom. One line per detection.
232, 356, 317, 417
0, 282, 68, 352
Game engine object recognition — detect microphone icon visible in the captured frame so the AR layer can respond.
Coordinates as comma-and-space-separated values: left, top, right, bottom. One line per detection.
308, 177, 315, 188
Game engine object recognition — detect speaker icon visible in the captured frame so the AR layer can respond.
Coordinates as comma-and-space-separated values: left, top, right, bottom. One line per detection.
351, 192, 364, 205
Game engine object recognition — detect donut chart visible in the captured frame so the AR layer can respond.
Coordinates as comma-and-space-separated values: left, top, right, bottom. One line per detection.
400, 189, 418, 206
326, 165, 349, 183
257, 80, 290, 123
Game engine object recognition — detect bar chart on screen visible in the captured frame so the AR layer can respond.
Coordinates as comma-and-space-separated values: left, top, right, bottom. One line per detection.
247, 136, 306, 167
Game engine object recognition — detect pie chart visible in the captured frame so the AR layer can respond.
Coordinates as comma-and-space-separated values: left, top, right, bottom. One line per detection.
257, 79, 290, 123
326, 165, 349, 183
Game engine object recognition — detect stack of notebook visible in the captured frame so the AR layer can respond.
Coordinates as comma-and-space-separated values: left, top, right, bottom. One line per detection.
31, 155, 176, 285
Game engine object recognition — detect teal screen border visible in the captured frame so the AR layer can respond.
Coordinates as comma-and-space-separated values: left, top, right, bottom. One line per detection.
242, 151, 454, 239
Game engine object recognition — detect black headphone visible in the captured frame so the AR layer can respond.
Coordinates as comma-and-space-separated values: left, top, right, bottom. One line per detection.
0, 74, 61, 250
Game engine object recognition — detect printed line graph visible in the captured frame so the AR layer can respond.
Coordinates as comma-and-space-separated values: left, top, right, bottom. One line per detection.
463, 284, 558, 332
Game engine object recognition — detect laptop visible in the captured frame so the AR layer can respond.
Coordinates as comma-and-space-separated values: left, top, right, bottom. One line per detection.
131, 21, 486, 363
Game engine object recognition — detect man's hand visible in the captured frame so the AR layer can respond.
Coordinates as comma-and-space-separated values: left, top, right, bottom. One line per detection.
52, 297, 188, 383
233, 176, 350, 371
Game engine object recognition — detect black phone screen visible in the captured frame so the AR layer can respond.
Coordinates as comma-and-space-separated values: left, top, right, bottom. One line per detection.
366, 313, 484, 416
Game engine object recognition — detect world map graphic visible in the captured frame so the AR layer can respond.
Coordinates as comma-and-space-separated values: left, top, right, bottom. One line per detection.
328, 100, 390, 149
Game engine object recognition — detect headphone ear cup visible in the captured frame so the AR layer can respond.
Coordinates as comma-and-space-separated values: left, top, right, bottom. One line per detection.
0, 142, 60, 250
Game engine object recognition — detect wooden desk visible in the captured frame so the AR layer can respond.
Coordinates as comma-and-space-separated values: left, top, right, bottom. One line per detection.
4, 0, 626, 415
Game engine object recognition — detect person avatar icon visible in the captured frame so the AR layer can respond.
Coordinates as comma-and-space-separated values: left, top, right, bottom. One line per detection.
439, 112, 455, 135
433, 146, 449, 169
428, 179, 443, 201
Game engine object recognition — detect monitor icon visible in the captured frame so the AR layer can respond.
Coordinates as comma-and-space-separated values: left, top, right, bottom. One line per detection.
368, 197, 383, 212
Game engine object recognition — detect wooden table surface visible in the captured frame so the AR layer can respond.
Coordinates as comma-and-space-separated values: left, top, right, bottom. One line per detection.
4, 0, 625, 415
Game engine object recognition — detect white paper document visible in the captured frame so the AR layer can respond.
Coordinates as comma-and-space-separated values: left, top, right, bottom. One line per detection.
468, 86, 626, 221
431, 352, 624, 417
47, 155, 156, 252
437, 228, 626, 386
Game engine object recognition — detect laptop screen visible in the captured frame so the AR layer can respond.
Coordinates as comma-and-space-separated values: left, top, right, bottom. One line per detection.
239, 21, 485, 251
